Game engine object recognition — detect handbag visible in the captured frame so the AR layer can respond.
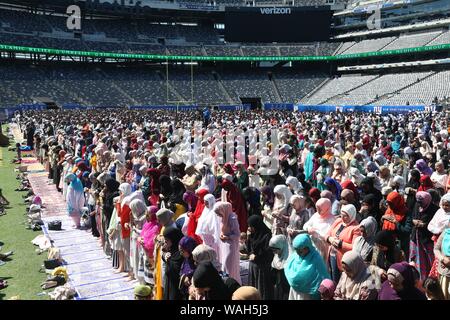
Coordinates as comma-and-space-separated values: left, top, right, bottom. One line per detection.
48, 220, 62, 231
44, 259, 61, 270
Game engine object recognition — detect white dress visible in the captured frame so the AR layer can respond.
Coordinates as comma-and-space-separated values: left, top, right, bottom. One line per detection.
303, 213, 336, 263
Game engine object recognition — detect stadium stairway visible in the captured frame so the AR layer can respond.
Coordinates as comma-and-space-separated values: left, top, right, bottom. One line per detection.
215, 73, 236, 104
318, 75, 381, 105
98, 69, 139, 106
300, 78, 331, 104
270, 73, 284, 103
378, 37, 399, 52
366, 71, 437, 105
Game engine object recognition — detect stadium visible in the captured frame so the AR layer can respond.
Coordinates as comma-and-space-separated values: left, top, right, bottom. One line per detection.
0, 0, 449, 304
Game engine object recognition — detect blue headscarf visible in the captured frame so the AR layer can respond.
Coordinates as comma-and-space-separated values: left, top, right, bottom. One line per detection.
304, 145, 315, 182
442, 227, 450, 257
284, 234, 329, 298
391, 135, 402, 154
324, 177, 343, 201
65, 173, 84, 193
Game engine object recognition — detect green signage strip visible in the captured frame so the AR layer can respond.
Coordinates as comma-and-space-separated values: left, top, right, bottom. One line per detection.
0, 42, 449, 62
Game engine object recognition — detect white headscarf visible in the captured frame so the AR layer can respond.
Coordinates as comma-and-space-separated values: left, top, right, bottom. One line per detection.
196, 194, 220, 244
341, 204, 357, 225
286, 176, 302, 194
269, 234, 289, 270
428, 193, 450, 235
273, 185, 292, 211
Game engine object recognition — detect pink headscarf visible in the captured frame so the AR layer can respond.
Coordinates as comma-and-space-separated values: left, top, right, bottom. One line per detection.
141, 205, 161, 258
318, 279, 336, 299
213, 201, 234, 235
32, 195, 42, 206
315, 198, 332, 220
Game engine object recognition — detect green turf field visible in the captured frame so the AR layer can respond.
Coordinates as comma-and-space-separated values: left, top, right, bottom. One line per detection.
0, 125, 49, 300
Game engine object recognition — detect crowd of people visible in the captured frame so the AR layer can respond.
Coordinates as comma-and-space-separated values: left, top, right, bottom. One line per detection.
14, 107, 450, 300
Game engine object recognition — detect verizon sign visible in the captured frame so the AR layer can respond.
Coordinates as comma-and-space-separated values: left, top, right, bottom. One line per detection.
260, 7, 292, 15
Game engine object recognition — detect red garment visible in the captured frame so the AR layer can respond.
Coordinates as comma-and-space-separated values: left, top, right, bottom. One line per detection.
308, 188, 321, 204
118, 203, 131, 239
223, 163, 235, 175
341, 180, 359, 202
222, 179, 248, 232
187, 188, 209, 244
382, 191, 407, 231
147, 168, 161, 196
326, 218, 361, 271
418, 175, 433, 192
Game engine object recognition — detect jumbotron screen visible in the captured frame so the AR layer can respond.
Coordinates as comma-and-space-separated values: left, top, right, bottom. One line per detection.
225, 6, 333, 43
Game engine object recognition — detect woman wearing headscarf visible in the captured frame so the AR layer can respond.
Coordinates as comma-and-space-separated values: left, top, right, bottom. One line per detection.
232, 286, 262, 300
137, 205, 160, 285
199, 163, 216, 194
340, 189, 360, 218
235, 161, 249, 194
214, 201, 241, 284
146, 168, 161, 206
430, 161, 448, 195
242, 187, 262, 217
381, 191, 413, 260
192, 244, 222, 272
405, 169, 421, 213
119, 189, 145, 279
378, 262, 427, 300
372, 230, 404, 272
246, 215, 274, 300
360, 194, 381, 222
286, 176, 303, 196
410, 191, 439, 280
418, 175, 434, 192
391, 135, 402, 155
161, 226, 184, 300
308, 187, 321, 204
192, 262, 236, 300
303, 198, 336, 262
221, 179, 248, 233
168, 178, 187, 220
269, 235, 290, 300
154, 208, 176, 300
159, 175, 173, 209
331, 160, 345, 183
324, 177, 343, 201
316, 158, 331, 191
416, 159, 433, 177
178, 236, 198, 300
352, 216, 378, 263
108, 183, 131, 274
428, 193, 450, 278
129, 198, 147, 283
304, 144, 315, 184
326, 204, 362, 283
65, 173, 85, 229
186, 188, 209, 244
284, 234, 330, 300
350, 167, 365, 187
101, 178, 121, 257
334, 251, 379, 300
433, 220, 450, 299
287, 195, 309, 249
360, 177, 383, 211
267, 185, 292, 236
260, 185, 274, 229
196, 194, 221, 259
